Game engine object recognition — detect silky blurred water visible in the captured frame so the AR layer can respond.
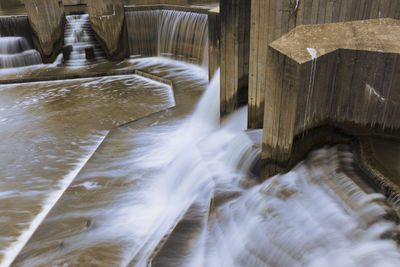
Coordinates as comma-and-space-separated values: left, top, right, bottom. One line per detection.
8, 63, 400, 267
0, 73, 175, 266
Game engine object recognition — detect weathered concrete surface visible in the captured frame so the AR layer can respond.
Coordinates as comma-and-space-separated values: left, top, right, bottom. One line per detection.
87, 0, 129, 60
125, 5, 208, 65
0, 0, 24, 8
249, 0, 400, 129
24, 0, 64, 63
208, 6, 219, 80
63, 0, 86, 5
262, 18, 400, 177
220, 0, 250, 116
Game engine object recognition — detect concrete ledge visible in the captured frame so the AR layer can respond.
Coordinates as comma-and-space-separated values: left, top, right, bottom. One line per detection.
0, 69, 175, 88
356, 138, 400, 194
135, 70, 173, 87
354, 138, 400, 217
124, 4, 212, 14
0, 70, 136, 85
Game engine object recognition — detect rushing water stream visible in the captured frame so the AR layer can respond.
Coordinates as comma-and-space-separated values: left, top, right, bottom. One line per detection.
126, 10, 208, 65
0, 16, 42, 69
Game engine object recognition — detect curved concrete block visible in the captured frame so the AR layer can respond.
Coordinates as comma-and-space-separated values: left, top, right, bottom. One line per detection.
87, 0, 129, 60
24, 0, 64, 63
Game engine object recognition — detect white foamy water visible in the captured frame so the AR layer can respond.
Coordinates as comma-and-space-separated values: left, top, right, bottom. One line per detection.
0, 36, 42, 69
94, 69, 399, 266
126, 9, 208, 65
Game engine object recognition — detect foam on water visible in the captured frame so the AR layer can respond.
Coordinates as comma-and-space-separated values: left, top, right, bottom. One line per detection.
104, 68, 399, 266
63, 14, 105, 67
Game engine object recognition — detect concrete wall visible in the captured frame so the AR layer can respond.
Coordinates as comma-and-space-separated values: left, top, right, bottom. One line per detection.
0, 0, 24, 8
220, 0, 250, 116
87, 0, 129, 60
124, 0, 218, 5
262, 18, 400, 178
24, 0, 64, 63
208, 6, 219, 80
249, 0, 400, 129
62, 0, 86, 5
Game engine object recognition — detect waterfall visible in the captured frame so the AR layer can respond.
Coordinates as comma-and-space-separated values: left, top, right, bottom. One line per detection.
0, 16, 42, 69
63, 14, 105, 67
3, 58, 400, 266
0, 37, 42, 68
116, 69, 400, 266
125, 10, 208, 65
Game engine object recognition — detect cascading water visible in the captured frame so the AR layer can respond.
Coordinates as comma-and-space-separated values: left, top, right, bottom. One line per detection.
126, 10, 208, 65
0, 17, 42, 69
63, 14, 105, 67
0, 37, 42, 68
5, 59, 400, 266
121, 70, 400, 267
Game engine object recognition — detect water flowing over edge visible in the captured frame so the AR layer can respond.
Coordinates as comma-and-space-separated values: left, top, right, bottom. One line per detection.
126, 9, 208, 66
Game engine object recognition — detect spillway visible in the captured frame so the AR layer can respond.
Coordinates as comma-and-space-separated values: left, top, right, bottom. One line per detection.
0, 16, 42, 69
0, 36, 42, 68
63, 14, 106, 67
126, 9, 208, 65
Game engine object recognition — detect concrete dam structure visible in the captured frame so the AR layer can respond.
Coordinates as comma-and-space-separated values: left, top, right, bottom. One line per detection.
0, 0, 399, 266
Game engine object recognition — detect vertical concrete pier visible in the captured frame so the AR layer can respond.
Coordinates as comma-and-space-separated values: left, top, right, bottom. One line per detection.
262, 19, 400, 177
220, 0, 250, 116
87, 0, 129, 60
24, 0, 65, 63
248, 0, 400, 129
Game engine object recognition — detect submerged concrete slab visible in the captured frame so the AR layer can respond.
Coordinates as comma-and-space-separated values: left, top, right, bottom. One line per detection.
0, 72, 176, 266
220, 0, 251, 116
262, 18, 400, 177
125, 5, 208, 65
